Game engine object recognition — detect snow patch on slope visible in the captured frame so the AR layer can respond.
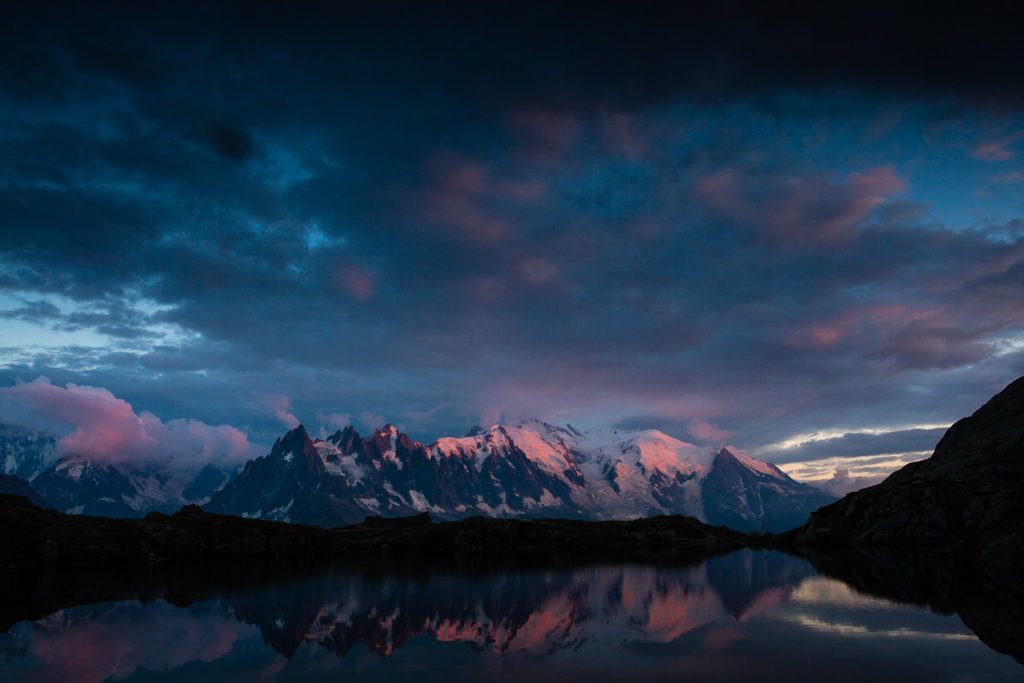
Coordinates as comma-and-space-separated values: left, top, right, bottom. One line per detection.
501, 423, 574, 474
615, 430, 713, 475
315, 440, 367, 483
574, 429, 712, 520
431, 420, 579, 475
433, 435, 492, 471
54, 458, 86, 482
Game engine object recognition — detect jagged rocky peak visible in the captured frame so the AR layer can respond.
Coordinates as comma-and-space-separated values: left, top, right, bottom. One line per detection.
271, 423, 312, 453
370, 423, 418, 456
0, 413, 836, 532
270, 424, 325, 474
375, 424, 399, 437
322, 425, 364, 456
372, 423, 398, 450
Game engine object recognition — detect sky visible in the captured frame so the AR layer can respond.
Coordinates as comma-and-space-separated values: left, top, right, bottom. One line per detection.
1, 2, 1024, 487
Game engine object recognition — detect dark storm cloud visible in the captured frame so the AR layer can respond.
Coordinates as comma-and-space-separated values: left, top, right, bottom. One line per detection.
6, 2, 1024, 116
2, 1, 1024, 462
207, 123, 254, 163
0, 298, 62, 324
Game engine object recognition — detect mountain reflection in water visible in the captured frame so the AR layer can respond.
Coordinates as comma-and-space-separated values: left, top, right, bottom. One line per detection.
1, 550, 1022, 682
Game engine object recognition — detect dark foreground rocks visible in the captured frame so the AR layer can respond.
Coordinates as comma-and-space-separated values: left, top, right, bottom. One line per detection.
0, 494, 748, 566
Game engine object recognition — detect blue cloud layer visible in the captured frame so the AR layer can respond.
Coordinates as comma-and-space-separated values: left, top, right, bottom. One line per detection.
1, 3, 1023, 463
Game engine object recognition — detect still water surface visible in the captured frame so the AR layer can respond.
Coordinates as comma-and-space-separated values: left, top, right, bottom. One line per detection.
1, 550, 1021, 682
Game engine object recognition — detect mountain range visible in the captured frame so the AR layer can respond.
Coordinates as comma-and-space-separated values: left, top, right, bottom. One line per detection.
204, 420, 832, 532
0, 420, 833, 533
0, 426, 231, 517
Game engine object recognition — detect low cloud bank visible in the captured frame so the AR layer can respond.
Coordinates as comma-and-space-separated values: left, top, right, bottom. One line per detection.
810, 468, 888, 498
0, 377, 256, 473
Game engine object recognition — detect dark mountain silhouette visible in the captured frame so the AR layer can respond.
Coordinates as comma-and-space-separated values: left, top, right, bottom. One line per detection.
789, 376, 1024, 559
0, 474, 54, 510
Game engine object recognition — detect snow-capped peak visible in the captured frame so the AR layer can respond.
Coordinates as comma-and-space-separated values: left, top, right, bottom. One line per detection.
431, 421, 577, 474
500, 422, 578, 473
376, 424, 399, 438
209, 417, 832, 533
719, 446, 784, 479
612, 429, 712, 474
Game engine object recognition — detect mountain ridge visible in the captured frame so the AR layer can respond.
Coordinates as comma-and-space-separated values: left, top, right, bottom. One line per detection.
206, 420, 832, 532
0, 417, 834, 532
787, 376, 1024, 558
0, 430, 237, 518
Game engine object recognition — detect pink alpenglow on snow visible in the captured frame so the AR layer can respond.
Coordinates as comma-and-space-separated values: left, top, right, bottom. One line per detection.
720, 445, 785, 479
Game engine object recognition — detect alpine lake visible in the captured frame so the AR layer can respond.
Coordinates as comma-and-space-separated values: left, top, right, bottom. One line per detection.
2, 548, 1022, 682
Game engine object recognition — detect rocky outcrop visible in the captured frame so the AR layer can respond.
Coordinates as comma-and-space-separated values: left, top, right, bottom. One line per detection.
788, 376, 1024, 559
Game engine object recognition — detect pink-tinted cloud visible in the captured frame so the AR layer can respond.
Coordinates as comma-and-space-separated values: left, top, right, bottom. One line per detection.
794, 325, 844, 349
400, 402, 449, 423
846, 165, 905, 196
519, 257, 559, 286
508, 108, 579, 161
787, 312, 858, 350
787, 305, 945, 352
495, 178, 547, 202
252, 393, 300, 429
0, 377, 254, 471
316, 412, 351, 430
694, 167, 742, 212
463, 275, 507, 303
695, 165, 905, 248
687, 418, 734, 444
989, 170, 1024, 185
26, 601, 257, 683
358, 410, 385, 431
330, 266, 376, 301
425, 157, 510, 242
424, 157, 545, 247
601, 112, 649, 157
969, 132, 1022, 162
